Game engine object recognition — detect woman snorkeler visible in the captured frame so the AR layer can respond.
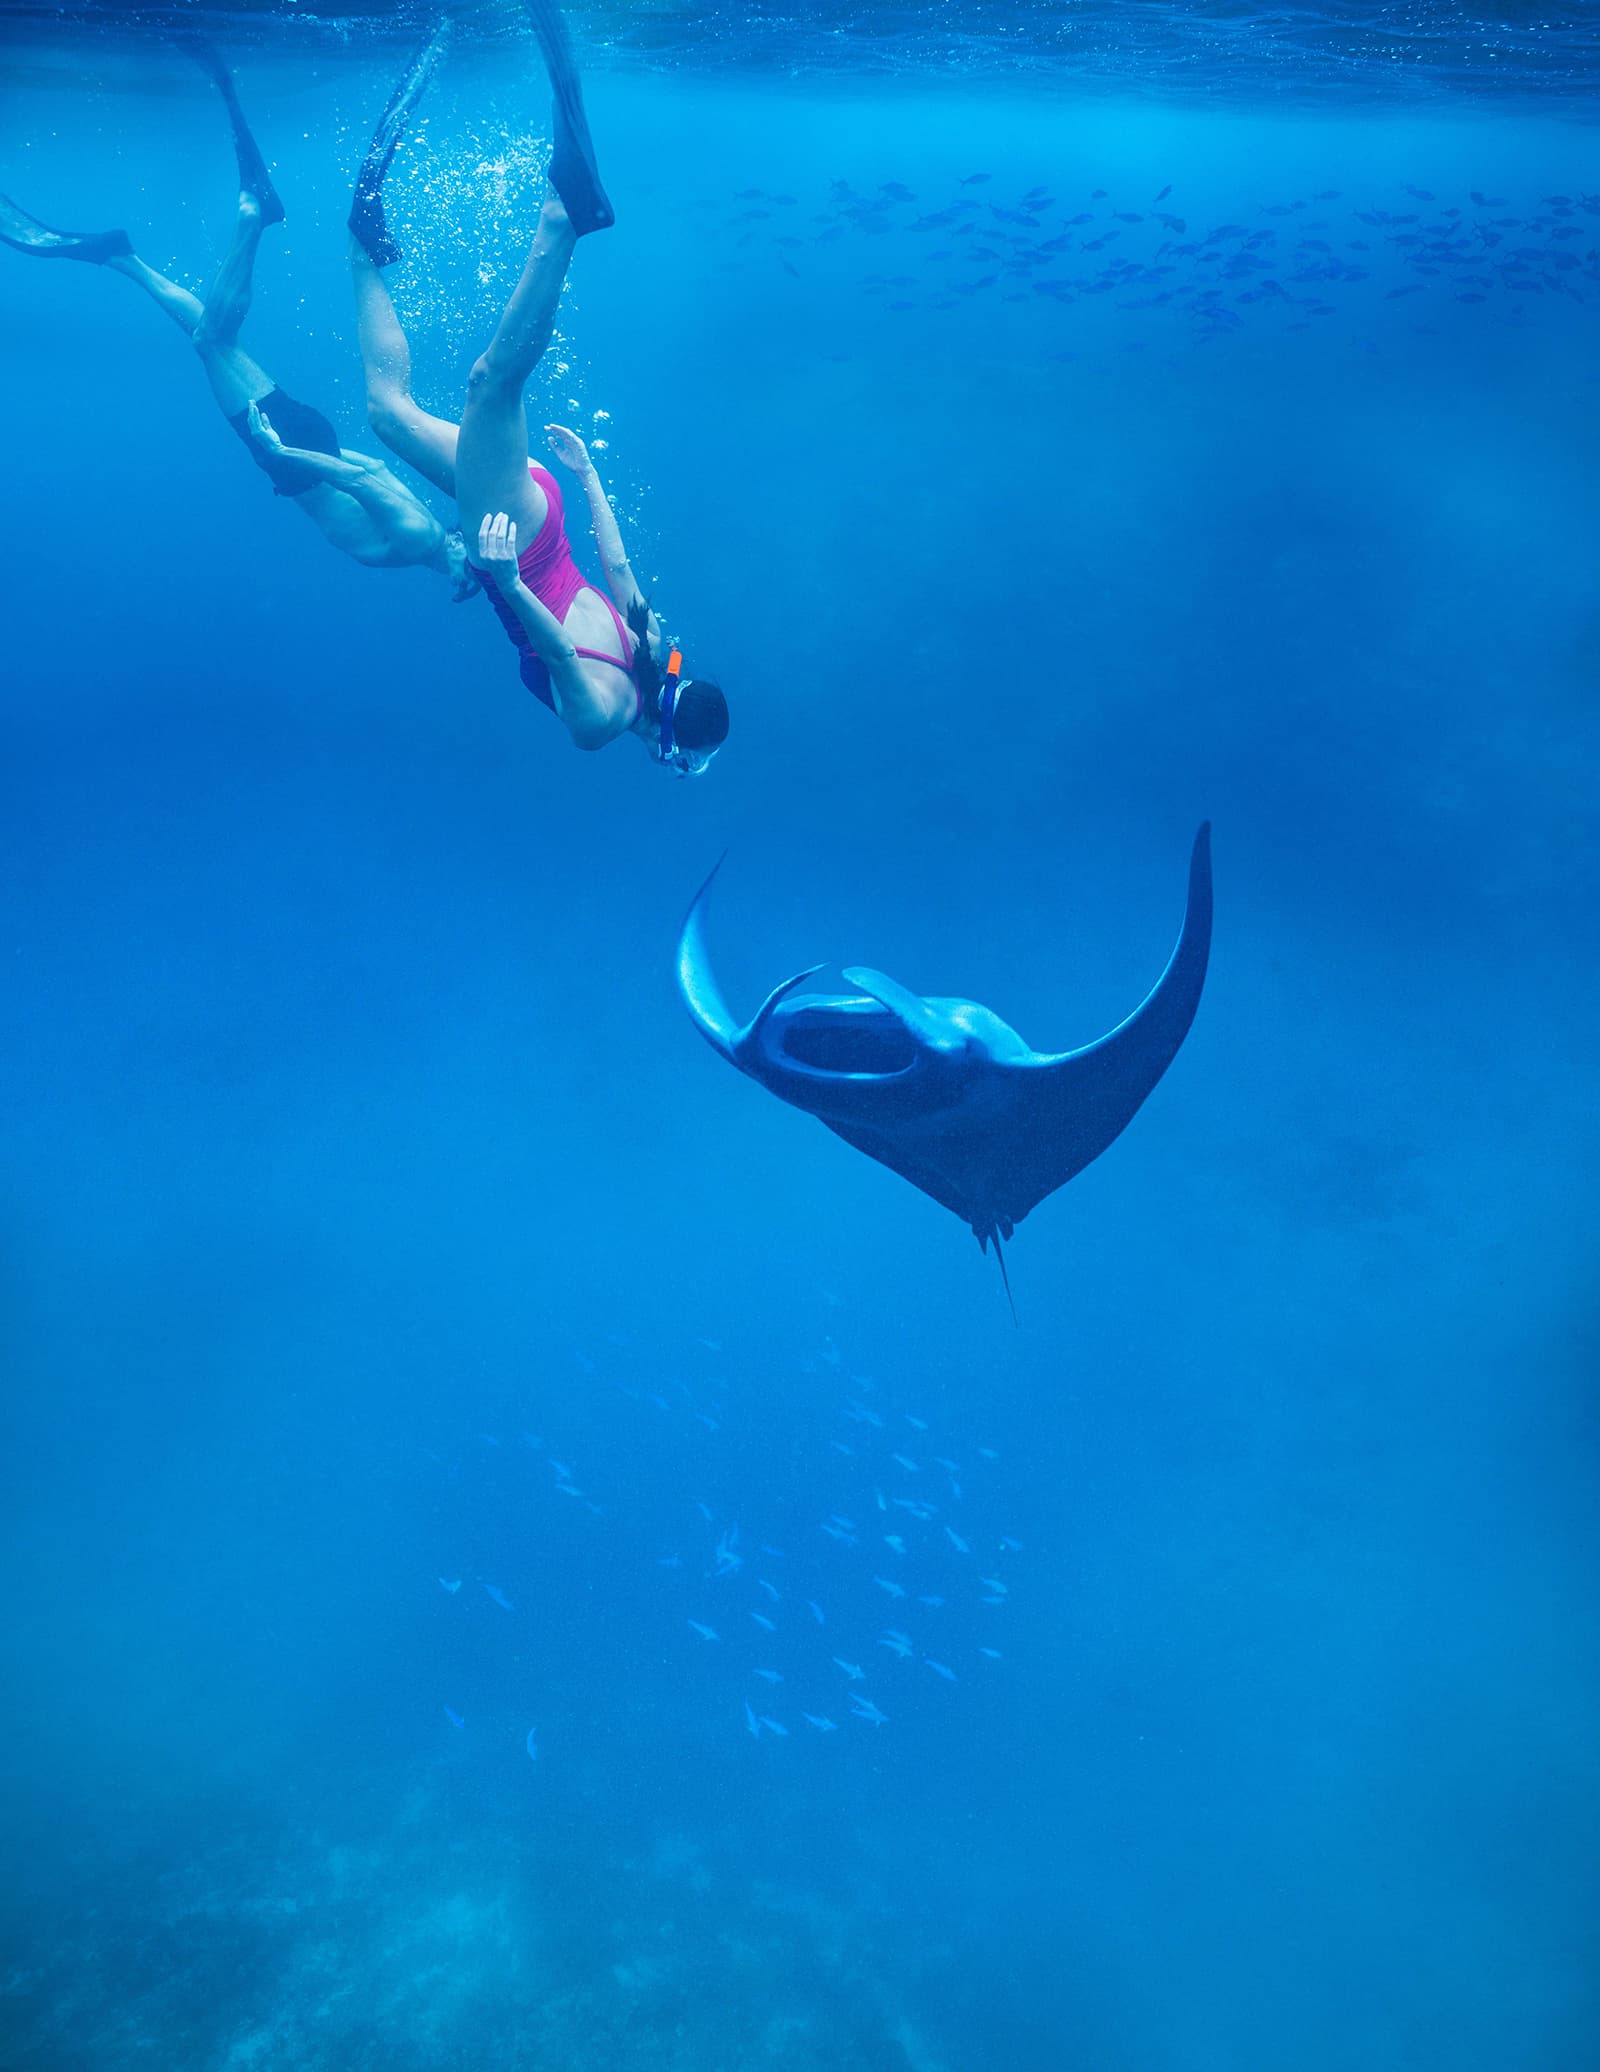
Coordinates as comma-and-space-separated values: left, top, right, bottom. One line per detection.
346, 10, 729, 773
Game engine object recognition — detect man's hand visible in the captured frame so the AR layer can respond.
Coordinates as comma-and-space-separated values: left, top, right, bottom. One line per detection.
247, 399, 286, 455
477, 511, 523, 588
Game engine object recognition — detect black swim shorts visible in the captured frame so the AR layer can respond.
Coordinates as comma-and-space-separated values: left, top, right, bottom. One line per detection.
228, 384, 342, 498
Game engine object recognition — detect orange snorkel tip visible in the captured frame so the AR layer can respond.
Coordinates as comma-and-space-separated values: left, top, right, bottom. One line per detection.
659, 647, 686, 761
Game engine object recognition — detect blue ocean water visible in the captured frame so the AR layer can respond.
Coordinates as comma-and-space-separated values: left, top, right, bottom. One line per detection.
1, 4, 1597, 2067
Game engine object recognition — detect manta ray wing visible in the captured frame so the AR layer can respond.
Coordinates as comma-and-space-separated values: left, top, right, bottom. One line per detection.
676, 851, 739, 1058
982, 819, 1214, 1226
817, 1112, 986, 1225
817, 825, 1211, 1236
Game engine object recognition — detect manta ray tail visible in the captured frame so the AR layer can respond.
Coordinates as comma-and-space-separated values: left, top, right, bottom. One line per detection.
979, 1227, 1018, 1325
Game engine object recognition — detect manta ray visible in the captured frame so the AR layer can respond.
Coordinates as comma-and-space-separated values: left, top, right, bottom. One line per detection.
675, 824, 1213, 1307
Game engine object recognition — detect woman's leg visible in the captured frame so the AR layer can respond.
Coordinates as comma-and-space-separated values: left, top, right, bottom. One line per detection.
454, 196, 576, 544
350, 240, 459, 498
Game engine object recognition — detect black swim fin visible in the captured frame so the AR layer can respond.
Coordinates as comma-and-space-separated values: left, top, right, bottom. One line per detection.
0, 191, 131, 264
178, 33, 286, 227
524, 0, 614, 236
349, 19, 451, 268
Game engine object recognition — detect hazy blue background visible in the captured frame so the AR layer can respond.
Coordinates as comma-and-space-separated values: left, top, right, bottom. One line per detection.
1, 7, 1596, 2067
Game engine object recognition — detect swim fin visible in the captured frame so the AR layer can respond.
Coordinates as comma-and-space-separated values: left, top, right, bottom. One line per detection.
524, 0, 614, 236
0, 191, 131, 264
349, 19, 451, 268
178, 33, 286, 227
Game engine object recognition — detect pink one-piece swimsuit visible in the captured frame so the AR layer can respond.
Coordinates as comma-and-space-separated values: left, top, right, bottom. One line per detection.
471, 462, 636, 715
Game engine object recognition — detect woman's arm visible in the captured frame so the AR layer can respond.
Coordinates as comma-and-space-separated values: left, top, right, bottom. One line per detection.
475, 513, 635, 749
545, 423, 645, 614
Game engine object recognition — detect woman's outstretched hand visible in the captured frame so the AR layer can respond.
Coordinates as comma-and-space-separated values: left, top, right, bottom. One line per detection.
545, 424, 591, 475
477, 512, 522, 586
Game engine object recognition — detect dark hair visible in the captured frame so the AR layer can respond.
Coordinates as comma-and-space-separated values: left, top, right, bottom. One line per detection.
626, 597, 729, 751
674, 678, 729, 752
627, 597, 663, 706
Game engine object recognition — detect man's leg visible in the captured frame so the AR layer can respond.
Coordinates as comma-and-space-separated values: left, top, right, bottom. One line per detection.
454, 197, 576, 545
102, 251, 206, 336
189, 195, 276, 416
351, 240, 459, 498
58, 219, 272, 412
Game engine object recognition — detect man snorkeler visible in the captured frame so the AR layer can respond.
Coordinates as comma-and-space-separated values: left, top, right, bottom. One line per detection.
0, 40, 478, 599
346, 7, 729, 772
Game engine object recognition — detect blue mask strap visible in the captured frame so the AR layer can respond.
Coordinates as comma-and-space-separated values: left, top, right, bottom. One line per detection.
659, 677, 680, 760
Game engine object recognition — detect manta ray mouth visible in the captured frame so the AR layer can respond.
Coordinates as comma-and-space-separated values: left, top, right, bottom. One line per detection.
777, 1016, 920, 1078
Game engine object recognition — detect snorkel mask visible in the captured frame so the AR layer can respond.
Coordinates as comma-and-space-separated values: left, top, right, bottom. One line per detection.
656, 647, 717, 778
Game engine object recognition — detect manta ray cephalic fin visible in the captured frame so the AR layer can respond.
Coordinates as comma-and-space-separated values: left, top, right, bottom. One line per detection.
840, 967, 966, 1054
